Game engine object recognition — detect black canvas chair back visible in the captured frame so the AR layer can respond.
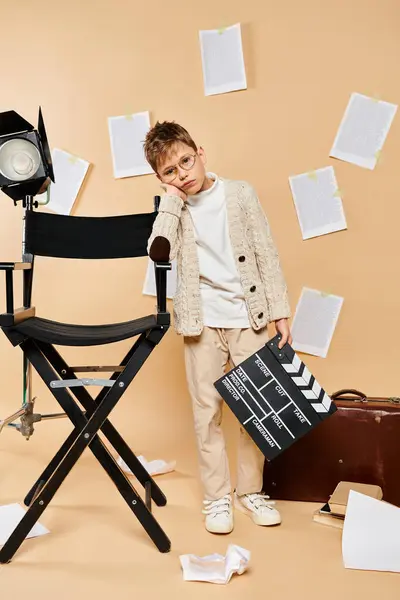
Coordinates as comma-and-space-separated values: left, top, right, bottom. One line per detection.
25, 209, 157, 259
0, 201, 172, 564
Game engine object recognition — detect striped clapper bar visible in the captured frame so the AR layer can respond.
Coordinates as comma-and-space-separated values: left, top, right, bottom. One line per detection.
214, 333, 336, 461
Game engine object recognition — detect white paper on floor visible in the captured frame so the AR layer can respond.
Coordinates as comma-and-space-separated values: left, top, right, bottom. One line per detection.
117, 455, 176, 476
0, 503, 50, 545
342, 490, 400, 573
179, 544, 250, 584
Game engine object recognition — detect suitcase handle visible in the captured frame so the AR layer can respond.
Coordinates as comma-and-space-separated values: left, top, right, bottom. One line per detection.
331, 388, 368, 402
331, 389, 400, 404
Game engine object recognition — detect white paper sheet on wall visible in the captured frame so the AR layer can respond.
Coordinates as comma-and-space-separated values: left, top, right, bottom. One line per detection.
330, 92, 398, 170
39, 148, 90, 215
288, 166, 347, 240
108, 111, 153, 179
142, 258, 177, 300
342, 491, 400, 573
199, 23, 247, 96
291, 287, 343, 358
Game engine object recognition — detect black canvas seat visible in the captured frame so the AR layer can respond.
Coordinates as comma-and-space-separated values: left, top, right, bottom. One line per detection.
7, 314, 158, 347
0, 199, 173, 564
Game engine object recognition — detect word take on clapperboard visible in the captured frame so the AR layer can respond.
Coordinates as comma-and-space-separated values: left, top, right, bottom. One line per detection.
214, 334, 336, 461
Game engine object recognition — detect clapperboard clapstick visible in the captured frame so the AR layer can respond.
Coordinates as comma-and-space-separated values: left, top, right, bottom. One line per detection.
214, 333, 336, 461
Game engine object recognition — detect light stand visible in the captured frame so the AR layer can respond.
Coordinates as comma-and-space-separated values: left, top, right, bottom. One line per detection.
0, 109, 67, 440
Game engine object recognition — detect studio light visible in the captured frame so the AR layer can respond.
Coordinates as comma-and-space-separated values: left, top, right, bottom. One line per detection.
0, 108, 55, 203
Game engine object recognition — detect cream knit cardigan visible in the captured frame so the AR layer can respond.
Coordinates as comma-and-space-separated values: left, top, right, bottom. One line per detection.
148, 178, 291, 337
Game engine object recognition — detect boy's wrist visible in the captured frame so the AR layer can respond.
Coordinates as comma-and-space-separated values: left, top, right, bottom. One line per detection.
158, 194, 185, 218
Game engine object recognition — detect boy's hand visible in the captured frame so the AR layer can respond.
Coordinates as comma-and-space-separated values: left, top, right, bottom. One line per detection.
274, 318, 292, 349
160, 183, 187, 202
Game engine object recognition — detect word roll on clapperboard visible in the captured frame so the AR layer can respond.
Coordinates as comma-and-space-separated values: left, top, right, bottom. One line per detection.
214, 334, 336, 460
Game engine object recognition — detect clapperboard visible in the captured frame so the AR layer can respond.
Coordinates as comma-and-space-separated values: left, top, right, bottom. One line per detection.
214, 333, 336, 461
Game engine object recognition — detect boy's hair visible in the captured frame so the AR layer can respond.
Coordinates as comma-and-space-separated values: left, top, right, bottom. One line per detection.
144, 121, 197, 172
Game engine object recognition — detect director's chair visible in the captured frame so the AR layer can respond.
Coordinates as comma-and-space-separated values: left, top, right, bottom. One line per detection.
0, 196, 172, 563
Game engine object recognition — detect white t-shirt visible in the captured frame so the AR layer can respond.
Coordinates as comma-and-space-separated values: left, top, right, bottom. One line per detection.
186, 173, 250, 329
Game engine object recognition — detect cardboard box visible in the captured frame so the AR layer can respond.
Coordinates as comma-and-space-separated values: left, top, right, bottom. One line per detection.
328, 481, 383, 517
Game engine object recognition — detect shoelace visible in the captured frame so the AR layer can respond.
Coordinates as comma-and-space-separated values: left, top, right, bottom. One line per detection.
202, 494, 231, 516
245, 493, 276, 511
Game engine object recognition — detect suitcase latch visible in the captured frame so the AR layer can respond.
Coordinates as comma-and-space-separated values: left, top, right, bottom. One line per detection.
388, 396, 400, 404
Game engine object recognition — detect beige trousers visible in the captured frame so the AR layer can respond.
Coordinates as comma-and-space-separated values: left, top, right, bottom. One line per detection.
184, 326, 269, 501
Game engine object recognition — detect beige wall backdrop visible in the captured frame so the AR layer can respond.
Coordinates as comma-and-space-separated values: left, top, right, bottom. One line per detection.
0, 0, 399, 478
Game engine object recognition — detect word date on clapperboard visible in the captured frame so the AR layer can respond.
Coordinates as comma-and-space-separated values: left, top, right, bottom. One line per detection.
214, 334, 336, 461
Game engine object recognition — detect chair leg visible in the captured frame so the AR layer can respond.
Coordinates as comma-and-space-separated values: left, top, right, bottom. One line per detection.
0, 335, 171, 563
35, 339, 167, 507
24, 427, 80, 506
24, 393, 166, 510
0, 442, 171, 563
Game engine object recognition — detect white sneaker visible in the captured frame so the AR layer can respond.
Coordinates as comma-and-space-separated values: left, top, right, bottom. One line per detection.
234, 492, 281, 526
202, 494, 234, 534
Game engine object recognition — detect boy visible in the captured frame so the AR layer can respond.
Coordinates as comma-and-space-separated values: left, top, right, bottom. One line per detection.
144, 121, 292, 534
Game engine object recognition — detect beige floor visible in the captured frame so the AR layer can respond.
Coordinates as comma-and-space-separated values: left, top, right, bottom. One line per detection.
0, 420, 399, 600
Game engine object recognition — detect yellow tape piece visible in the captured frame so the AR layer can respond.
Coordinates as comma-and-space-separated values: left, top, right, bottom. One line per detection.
68, 155, 79, 165
375, 149, 382, 163
333, 188, 342, 198
307, 171, 318, 181
320, 291, 330, 298
125, 114, 134, 120
217, 27, 227, 34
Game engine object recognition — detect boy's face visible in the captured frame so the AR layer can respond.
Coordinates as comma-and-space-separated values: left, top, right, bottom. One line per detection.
156, 143, 208, 195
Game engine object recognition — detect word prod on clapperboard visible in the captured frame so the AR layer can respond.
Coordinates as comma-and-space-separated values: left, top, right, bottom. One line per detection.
214, 334, 337, 461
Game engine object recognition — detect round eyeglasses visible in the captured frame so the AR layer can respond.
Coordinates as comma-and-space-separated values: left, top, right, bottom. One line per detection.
160, 153, 197, 183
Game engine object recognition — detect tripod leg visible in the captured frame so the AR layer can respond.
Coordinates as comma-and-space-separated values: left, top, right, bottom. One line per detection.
0, 407, 26, 434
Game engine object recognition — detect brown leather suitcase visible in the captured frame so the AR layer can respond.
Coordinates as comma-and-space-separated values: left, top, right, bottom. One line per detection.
262, 389, 400, 506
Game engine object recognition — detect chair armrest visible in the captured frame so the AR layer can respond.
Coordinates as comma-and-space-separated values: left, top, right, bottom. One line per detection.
0, 307, 36, 327
1, 261, 33, 315
0, 262, 32, 271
